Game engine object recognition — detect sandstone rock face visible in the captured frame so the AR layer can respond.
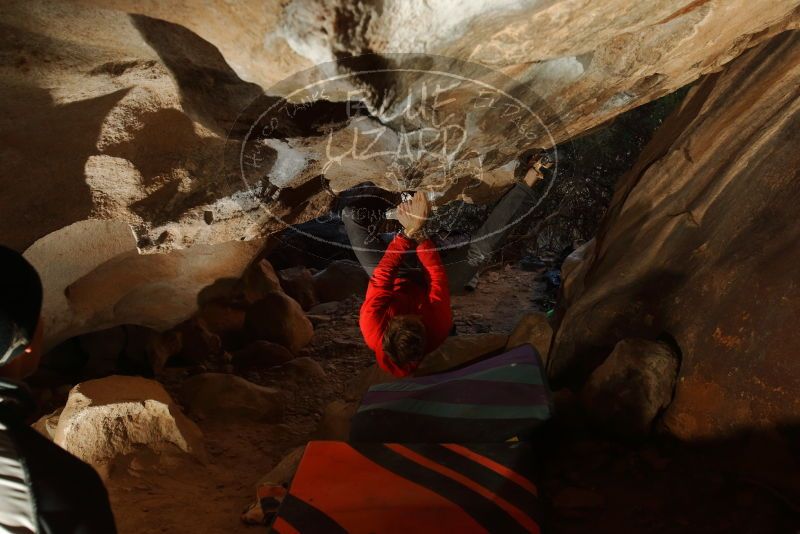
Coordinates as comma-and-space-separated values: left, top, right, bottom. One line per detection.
32, 408, 62, 440
73, 0, 800, 152
181, 373, 284, 421
313, 260, 370, 304
241, 260, 283, 304
581, 339, 680, 438
506, 312, 554, 362
549, 31, 800, 440
244, 292, 314, 353
23, 220, 263, 350
53, 376, 205, 469
0, 0, 314, 348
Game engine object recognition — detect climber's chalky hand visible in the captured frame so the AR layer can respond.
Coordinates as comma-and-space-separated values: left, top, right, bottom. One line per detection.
397, 191, 430, 239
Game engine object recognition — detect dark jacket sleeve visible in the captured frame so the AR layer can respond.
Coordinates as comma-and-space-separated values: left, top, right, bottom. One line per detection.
4, 422, 117, 533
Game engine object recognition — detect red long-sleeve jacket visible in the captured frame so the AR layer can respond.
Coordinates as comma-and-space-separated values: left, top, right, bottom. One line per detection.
359, 233, 452, 377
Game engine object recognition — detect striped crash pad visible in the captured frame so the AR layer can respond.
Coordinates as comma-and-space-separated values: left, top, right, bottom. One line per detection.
271, 441, 541, 534
350, 344, 552, 443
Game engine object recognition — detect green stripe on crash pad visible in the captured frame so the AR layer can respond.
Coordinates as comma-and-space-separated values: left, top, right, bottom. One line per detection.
356, 397, 552, 420
368, 364, 543, 393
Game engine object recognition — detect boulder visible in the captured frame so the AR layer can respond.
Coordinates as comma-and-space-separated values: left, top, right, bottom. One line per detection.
549, 32, 800, 440
313, 400, 359, 440
196, 301, 246, 338
256, 446, 306, 488
244, 292, 313, 353
506, 312, 553, 363
181, 373, 284, 422
147, 329, 182, 374
53, 376, 205, 469
417, 333, 508, 375
313, 260, 369, 303
32, 407, 62, 440
581, 339, 679, 438
231, 341, 295, 371
241, 259, 282, 304
278, 266, 318, 311
177, 319, 223, 364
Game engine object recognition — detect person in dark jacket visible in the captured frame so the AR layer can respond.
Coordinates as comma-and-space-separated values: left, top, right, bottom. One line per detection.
0, 245, 117, 533
347, 157, 551, 376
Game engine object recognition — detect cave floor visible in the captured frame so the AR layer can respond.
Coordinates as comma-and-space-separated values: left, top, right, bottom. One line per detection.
104, 264, 797, 533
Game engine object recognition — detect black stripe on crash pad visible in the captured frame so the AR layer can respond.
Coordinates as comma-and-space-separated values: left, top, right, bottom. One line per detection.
276, 493, 347, 534
352, 443, 528, 534
406, 444, 541, 525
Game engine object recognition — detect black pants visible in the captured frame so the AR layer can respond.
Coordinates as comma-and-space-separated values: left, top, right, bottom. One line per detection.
343, 183, 539, 295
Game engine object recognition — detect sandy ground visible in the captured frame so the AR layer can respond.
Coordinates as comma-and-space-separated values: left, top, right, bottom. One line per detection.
106, 264, 544, 533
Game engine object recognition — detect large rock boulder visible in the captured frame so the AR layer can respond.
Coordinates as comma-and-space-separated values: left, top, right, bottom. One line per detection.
244, 292, 314, 353
177, 319, 223, 364
241, 259, 283, 304
506, 312, 553, 362
278, 266, 318, 311
417, 333, 508, 375
181, 373, 284, 421
549, 31, 800, 440
53, 376, 205, 469
581, 338, 679, 438
313, 260, 369, 303
196, 301, 247, 340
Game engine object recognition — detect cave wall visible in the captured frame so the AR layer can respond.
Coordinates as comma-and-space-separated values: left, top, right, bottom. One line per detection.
549, 30, 800, 440
1, 0, 798, 347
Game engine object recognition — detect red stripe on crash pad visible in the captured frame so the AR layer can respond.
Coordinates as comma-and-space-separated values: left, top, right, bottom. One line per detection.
386, 444, 540, 533
272, 517, 301, 534
288, 441, 484, 533
442, 444, 538, 496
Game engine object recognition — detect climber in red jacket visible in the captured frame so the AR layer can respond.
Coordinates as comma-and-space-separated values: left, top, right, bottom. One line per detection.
357, 191, 453, 376
346, 155, 551, 376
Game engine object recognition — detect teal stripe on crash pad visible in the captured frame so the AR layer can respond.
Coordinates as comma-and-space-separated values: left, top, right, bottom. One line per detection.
356, 397, 552, 420
368, 364, 544, 393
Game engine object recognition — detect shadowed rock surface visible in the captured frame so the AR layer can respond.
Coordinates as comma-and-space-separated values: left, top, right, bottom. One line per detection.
581, 338, 680, 438
549, 30, 800, 440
